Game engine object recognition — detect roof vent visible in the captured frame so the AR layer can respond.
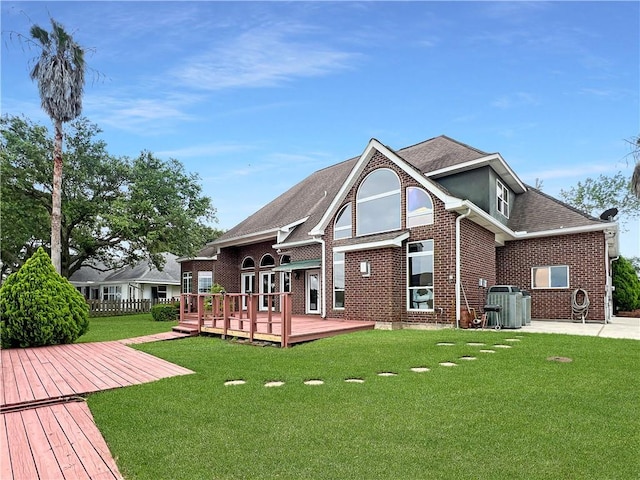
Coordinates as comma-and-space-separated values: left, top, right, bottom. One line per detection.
599, 207, 619, 221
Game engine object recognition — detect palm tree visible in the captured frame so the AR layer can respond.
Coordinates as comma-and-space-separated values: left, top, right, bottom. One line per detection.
29, 18, 85, 274
632, 136, 640, 199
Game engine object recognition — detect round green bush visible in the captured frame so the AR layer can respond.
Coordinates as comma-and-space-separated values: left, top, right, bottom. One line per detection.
612, 256, 640, 312
0, 247, 89, 348
151, 303, 178, 321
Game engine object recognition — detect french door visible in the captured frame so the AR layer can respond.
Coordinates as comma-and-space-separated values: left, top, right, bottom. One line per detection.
259, 271, 275, 311
241, 273, 255, 310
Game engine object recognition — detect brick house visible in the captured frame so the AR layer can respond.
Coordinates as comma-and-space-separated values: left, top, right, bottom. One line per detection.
178, 135, 619, 325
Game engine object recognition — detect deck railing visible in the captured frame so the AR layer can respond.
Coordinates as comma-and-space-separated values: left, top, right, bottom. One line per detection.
179, 292, 293, 346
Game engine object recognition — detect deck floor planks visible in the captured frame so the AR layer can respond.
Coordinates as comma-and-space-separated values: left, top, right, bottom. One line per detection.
69, 343, 144, 388
32, 346, 92, 399
35, 404, 90, 479
14, 348, 50, 403
4, 408, 39, 480
97, 341, 192, 378
1, 413, 14, 480
20, 408, 66, 479
51, 403, 119, 480
49, 343, 116, 392
28, 347, 76, 400
63, 402, 121, 478
8, 350, 36, 405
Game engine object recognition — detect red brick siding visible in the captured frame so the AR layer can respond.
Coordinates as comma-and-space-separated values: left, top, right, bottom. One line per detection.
496, 232, 607, 321
459, 219, 497, 316
179, 259, 216, 294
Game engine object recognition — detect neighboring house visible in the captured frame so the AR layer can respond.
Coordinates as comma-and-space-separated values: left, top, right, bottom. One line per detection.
179, 135, 619, 325
70, 253, 181, 301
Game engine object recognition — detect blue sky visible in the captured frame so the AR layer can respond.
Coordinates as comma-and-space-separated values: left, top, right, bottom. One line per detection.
2, 1, 639, 257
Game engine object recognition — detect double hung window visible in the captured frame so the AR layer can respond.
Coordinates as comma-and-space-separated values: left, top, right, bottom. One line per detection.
407, 240, 434, 311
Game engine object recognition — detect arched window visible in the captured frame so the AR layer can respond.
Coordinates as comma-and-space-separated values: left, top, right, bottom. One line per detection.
280, 255, 291, 265
356, 169, 401, 236
334, 203, 352, 240
260, 254, 275, 268
241, 257, 255, 270
406, 187, 434, 227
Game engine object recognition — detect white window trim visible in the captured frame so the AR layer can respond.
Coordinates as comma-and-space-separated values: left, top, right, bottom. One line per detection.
259, 253, 276, 268
497, 179, 509, 218
406, 186, 434, 228
241, 256, 255, 270
531, 265, 570, 289
333, 252, 345, 310
356, 169, 402, 237
334, 203, 352, 240
407, 240, 435, 312
198, 271, 213, 294
182, 272, 193, 293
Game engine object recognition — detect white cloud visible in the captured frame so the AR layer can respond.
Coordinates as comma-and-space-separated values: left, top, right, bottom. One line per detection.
172, 26, 360, 91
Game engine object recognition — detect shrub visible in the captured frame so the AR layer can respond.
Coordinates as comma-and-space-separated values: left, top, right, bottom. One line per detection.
612, 256, 640, 312
0, 247, 89, 348
151, 303, 178, 322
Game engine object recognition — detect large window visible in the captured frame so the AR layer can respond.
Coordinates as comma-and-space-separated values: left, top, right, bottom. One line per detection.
334, 203, 352, 239
497, 179, 509, 218
102, 285, 121, 301
260, 254, 275, 268
198, 271, 213, 293
333, 252, 345, 309
406, 187, 434, 228
356, 169, 401, 236
532, 266, 569, 289
407, 240, 434, 311
182, 272, 193, 293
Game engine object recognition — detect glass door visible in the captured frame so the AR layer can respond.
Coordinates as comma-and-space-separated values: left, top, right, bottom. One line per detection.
241, 273, 255, 310
259, 271, 275, 311
306, 270, 321, 314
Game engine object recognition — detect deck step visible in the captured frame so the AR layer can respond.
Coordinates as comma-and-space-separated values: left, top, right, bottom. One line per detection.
172, 325, 200, 336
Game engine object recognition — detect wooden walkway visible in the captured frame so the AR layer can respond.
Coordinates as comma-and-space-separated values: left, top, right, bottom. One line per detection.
1, 341, 194, 479
1, 401, 122, 480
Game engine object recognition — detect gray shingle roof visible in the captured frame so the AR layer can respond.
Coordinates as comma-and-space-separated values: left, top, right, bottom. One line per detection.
508, 187, 606, 233
69, 253, 180, 284
211, 135, 603, 250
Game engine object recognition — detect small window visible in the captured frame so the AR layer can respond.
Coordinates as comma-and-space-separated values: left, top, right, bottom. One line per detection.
198, 271, 213, 293
182, 272, 193, 293
407, 240, 434, 311
497, 180, 509, 218
406, 187, 434, 227
102, 285, 122, 301
532, 266, 569, 289
280, 255, 291, 265
260, 254, 275, 268
241, 257, 255, 269
333, 252, 345, 309
356, 169, 401, 236
334, 203, 352, 239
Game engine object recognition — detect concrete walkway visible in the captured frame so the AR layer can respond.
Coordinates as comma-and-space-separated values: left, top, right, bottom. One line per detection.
525, 316, 639, 340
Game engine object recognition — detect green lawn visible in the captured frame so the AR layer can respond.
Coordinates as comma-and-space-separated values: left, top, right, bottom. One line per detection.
87, 330, 640, 479
76, 314, 177, 343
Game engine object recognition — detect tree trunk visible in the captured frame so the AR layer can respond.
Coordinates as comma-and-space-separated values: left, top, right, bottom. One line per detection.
51, 119, 63, 274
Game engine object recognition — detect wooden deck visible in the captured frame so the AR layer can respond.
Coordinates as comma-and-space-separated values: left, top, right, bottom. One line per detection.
1, 341, 195, 479
178, 292, 376, 346
1, 401, 122, 480
1, 341, 194, 411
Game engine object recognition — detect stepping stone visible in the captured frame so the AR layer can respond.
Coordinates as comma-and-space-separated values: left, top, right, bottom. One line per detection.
224, 380, 246, 386
439, 362, 457, 367
264, 381, 285, 387
410, 367, 430, 373
377, 372, 397, 377
466, 342, 486, 346
437, 342, 455, 346
459, 356, 477, 361
505, 338, 521, 342
345, 378, 365, 383
304, 380, 324, 386
479, 349, 496, 353
493, 344, 512, 349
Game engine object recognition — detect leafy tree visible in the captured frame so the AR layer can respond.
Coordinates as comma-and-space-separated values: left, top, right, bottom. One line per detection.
612, 256, 640, 313
628, 135, 640, 198
1, 115, 220, 279
29, 18, 86, 274
559, 172, 640, 229
0, 247, 89, 348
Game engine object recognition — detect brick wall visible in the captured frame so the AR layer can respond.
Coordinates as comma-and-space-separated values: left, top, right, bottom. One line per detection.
459, 219, 497, 316
179, 259, 216, 294
496, 231, 607, 321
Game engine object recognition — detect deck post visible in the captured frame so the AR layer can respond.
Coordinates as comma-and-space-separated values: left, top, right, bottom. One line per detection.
197, 294, 204, 333
266, 294, 273, 334
282, 293, 292, 348
249, 294, 257, 342
179, 294, 185, 323
222, 293, 229, 338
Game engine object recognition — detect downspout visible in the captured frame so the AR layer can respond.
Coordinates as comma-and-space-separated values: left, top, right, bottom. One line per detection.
312, 236, 327, 318
455, 208, 472, 329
